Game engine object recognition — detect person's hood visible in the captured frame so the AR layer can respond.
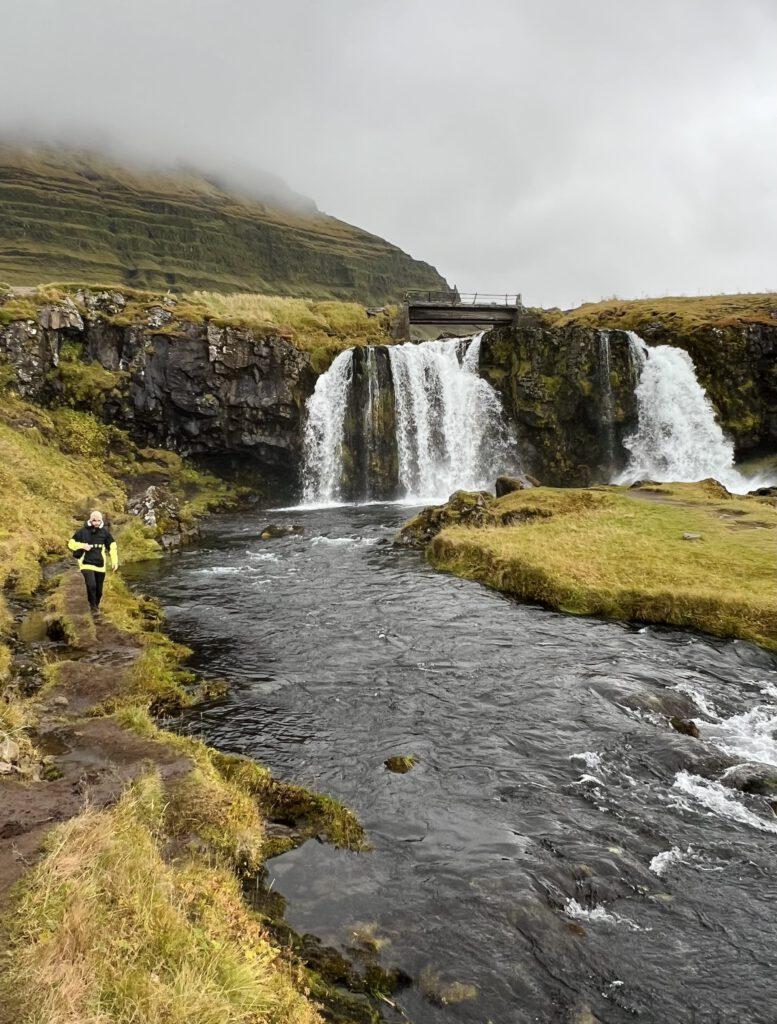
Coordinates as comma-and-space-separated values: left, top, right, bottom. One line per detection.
86, 520, 104, 529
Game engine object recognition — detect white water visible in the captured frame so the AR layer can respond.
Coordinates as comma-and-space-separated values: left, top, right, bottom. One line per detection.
615, 332, 775, 494
302, 349, 354, 504
302, 334, 517, 505
388, 333, 515, 501
672, 771, 777, 833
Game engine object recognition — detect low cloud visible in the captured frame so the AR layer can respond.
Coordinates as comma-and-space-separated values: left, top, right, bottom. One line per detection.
2, 0, 775, 306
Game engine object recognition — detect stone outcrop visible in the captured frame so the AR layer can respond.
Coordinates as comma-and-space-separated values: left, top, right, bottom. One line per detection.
479, 311, 777, 486
479, 313, 640, 486
0, 299, 315, 486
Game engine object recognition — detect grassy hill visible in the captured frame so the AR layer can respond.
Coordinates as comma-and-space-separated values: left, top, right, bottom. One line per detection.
0, 144, 449, 304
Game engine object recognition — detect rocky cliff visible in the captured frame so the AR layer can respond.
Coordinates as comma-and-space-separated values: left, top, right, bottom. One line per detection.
0, 290, 315, 489
479, 303, 777, 486
479, 314, 639, 485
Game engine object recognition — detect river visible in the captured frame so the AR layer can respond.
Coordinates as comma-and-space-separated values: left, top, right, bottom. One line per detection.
127, 501, 777, 1024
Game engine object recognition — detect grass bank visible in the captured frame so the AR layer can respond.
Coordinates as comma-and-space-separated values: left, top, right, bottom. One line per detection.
405, 482, 777, 649
1, 570, 371, 1024
546, 291, 777, 335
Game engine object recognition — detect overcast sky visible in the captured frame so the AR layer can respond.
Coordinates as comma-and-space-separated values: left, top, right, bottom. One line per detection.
2, 0, 776, 307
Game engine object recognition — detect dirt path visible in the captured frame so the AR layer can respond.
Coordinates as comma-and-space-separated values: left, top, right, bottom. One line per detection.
0, 571, 192, 907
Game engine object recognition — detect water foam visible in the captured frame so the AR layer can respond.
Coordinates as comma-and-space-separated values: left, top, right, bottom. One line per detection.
302, 334, 517, 505
615, 332, 775, 494
672, 771, 777, 833
649, 845, 692, 877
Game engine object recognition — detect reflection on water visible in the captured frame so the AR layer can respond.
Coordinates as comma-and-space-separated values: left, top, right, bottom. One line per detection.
128, 503, 777, 1024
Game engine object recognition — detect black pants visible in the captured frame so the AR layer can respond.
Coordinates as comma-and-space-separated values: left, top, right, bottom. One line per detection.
81, 569, 105, 609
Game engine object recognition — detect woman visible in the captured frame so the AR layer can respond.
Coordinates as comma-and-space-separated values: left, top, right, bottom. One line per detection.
67, 510, 119, 612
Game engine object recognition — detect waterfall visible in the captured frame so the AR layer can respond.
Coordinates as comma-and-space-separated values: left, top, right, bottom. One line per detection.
615, 332, 771, 495
302, 348, 354, 505
302, 333, 518, 505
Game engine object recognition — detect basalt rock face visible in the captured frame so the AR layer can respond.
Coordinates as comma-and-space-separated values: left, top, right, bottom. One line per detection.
0, 306, 315, 484
479, 314, 640, 486
340, 346, 398, 502
481, 313, 777, 486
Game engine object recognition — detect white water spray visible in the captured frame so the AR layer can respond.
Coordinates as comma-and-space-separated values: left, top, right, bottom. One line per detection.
388, 333, 515, 501
302, 334, 517, 505
301, 348, 353, 505
615, 332, 774, 494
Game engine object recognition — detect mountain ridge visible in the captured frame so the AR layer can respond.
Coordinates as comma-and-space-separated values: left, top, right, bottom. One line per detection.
0, 143, 449, 304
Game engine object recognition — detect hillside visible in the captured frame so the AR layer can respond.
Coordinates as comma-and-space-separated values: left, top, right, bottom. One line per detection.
0, 144, 449, 304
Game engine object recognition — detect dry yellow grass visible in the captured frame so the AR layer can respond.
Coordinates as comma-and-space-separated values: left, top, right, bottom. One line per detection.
1, 773, 323, 1024
427, 484, 777, 648
550, 292, 777, 334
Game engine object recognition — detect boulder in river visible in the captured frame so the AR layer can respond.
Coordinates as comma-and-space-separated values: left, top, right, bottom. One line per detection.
669, 716, 701, 738
260, 523, 304, 540
394, 490, 497, 549
721, 762, 777, 795
384, 754, 417, 773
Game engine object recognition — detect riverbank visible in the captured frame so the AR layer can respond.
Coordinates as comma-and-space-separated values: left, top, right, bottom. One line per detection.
0, 394, 389, 1023
398, 481, 777, 650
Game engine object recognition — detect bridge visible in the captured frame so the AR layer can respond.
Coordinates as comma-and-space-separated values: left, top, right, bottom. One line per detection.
394, 291, 523, 337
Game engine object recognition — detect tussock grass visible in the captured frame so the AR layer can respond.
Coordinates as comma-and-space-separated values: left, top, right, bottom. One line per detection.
0, 773, 323, 1024
427, 484, 777, 648
550, 292, 777, 334
116, 706, 367, 855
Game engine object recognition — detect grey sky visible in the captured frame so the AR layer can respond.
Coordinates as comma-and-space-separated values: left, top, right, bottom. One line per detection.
2, 0, 776, 307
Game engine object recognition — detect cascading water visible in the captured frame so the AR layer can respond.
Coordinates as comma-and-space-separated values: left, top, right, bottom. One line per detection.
302, 333, 518, 505
302, 348, 354, 505
388, 333, 515, 500
615, 331, 773, 494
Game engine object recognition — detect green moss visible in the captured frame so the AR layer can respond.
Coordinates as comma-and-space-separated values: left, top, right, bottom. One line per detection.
384, 754, 417, 773
50, 342, 126, 408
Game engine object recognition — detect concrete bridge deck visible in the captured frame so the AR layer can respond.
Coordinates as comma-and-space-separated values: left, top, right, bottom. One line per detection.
397, 291, 523, 335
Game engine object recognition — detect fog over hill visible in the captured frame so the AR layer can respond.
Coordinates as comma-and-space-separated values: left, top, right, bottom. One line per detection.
1, 0, 775, 306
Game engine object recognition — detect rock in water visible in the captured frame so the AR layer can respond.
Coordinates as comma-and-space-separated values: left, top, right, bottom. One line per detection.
394, 491, 497, 549
260, 523, 304, 540
669, 716, 701, 738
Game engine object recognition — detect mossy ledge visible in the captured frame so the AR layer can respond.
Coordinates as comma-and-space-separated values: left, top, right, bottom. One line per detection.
400, 483, 777, 650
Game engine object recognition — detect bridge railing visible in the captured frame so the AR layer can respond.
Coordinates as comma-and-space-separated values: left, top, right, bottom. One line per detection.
404, 290, 521, 307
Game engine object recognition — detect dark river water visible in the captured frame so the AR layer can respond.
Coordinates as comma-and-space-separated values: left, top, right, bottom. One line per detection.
128, 503, 777, 1024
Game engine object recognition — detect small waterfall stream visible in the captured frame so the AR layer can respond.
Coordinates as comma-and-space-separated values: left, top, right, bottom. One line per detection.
303, 333, 517, 505
616, 331, 772, 494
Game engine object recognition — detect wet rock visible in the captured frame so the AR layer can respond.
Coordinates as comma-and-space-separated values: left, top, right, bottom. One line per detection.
495, 474, 535, 496
721, 762, 777, 795
395, 490, 497, 548
384, 754, 416, 773
260, 523, 304, 540
0, 762, 15, 775
752, 486, 777, 497
669, 716, 700, 738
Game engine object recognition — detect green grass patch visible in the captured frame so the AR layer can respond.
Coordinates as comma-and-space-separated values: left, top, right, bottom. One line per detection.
426, 484, 777, 648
